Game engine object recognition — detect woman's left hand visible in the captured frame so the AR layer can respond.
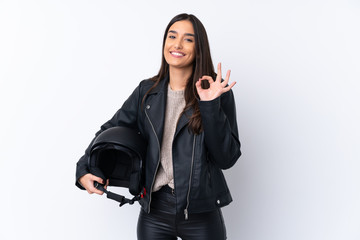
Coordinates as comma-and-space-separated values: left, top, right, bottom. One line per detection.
196, 62, 236, 101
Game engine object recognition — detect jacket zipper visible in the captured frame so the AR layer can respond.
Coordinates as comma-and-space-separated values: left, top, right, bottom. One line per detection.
184, 135, 196, 220
144, 105, 161, 214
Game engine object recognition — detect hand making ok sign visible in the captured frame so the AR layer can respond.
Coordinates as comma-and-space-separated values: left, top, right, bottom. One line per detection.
195, 63, 236, 101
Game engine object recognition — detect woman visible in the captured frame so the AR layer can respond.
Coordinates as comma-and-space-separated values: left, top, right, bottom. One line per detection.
76, 13, 241, 240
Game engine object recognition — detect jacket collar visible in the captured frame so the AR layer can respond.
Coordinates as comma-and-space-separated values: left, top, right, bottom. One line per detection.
144, 75, 194, 141
147, 75, 169, 95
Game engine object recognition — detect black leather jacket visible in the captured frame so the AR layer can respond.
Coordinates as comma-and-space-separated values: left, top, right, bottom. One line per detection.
76, 76, 241, 218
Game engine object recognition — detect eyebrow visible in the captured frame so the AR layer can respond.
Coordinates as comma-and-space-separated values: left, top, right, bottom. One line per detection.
168, 30, 195, 37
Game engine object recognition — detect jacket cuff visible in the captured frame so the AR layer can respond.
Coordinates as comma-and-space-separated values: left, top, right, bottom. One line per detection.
198, 97, 221, 112
75, 168, 89, 190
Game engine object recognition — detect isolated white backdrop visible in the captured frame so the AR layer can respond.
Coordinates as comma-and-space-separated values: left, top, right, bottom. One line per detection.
0, 0, 359, 239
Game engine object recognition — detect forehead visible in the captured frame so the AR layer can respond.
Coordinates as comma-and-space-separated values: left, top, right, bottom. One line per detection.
168, 20, 194, 34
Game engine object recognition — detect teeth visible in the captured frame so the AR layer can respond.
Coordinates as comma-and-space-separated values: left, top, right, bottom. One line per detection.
171, 52, 184, 56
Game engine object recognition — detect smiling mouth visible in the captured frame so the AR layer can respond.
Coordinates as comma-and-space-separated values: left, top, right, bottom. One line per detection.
171, 51, 185, 57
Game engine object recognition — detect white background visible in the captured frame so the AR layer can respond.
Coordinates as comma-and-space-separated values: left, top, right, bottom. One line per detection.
0, 0, 359, 239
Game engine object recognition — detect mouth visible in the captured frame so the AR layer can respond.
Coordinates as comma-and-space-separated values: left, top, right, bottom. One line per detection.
170, 51, 185, 57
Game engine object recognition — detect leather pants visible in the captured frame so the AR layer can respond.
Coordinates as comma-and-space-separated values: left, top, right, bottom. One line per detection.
137, 185, 227, 240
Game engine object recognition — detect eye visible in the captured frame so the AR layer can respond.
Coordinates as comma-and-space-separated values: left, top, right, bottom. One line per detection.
168, 35, 176, 39
185, 38, 194, 43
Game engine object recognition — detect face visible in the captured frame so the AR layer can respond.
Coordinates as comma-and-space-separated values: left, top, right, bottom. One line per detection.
163, 20, 196, 70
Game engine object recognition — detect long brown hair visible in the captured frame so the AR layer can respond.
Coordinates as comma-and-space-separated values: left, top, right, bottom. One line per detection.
144, 13, 216, 134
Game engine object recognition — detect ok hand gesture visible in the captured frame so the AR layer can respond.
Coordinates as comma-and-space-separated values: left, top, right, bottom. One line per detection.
195, 63, 236, 101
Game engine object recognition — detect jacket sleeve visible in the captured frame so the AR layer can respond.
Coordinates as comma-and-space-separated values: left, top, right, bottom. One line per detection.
75, 82, 143, 189
198, 89, 241, 169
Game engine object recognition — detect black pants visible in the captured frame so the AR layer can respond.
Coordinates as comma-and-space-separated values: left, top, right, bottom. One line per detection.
137, 186, 227, 240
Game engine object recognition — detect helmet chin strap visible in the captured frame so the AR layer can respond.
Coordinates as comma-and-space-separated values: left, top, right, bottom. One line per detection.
94, 182, 142, 207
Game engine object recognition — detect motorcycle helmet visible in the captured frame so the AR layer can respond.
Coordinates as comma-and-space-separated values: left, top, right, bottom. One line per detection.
88, 126, 147, 206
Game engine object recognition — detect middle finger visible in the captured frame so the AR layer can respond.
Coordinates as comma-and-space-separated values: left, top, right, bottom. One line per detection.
216, 62, 222, 83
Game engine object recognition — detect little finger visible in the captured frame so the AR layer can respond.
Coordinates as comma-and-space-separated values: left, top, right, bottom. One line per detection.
223, 81, 236, 92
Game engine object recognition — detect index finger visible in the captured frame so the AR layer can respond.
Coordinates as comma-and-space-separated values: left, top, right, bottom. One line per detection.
91, 175, 105, 185
90, 185, 105, 195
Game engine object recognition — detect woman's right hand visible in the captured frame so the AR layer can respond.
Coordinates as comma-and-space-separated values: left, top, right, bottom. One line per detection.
79, 173, 108, 195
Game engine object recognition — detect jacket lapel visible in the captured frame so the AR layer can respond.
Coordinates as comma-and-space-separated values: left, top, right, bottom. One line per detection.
144, 75, 194, 142
174, 108, 193, 138
144, 77, 168, 145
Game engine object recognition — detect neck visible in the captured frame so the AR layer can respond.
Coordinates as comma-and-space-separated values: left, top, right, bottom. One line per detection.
168, 65, 193, 91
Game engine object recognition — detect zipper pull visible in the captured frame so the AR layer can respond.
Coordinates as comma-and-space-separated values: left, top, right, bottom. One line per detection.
184, 209, 188, 220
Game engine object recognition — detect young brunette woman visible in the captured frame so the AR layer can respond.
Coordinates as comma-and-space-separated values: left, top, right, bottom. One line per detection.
76, 13, 241, 240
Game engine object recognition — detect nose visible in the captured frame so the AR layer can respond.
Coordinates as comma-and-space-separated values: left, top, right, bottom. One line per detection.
174, 38, 182, 49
